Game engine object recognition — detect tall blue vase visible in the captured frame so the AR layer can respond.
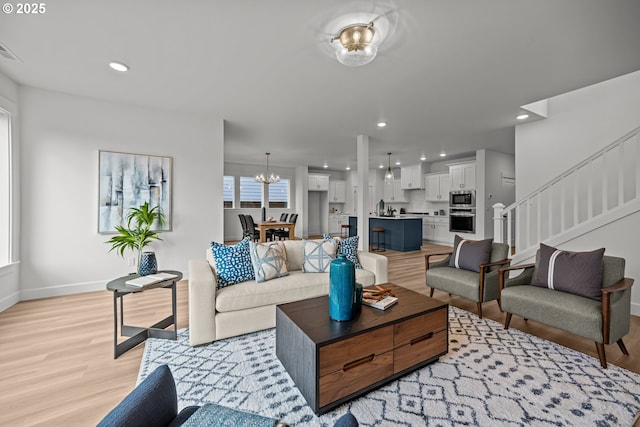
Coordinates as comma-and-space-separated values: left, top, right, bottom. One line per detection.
329, 254, 355, 321
139, 251, 158, 276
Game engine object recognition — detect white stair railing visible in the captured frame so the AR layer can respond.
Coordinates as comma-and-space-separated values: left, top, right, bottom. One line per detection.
495, 125, 640, 260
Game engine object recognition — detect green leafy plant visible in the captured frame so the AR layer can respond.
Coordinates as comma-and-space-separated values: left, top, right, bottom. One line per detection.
105, 202, 166, 268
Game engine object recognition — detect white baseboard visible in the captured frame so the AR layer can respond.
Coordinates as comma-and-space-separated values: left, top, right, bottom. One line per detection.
20, 280, 107, 301
0, 291, 20, 312
632, 302, 640, 317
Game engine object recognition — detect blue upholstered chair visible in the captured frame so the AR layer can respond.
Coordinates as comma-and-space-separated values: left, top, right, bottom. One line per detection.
98, 364, 359, 426
97, 365, 198, 427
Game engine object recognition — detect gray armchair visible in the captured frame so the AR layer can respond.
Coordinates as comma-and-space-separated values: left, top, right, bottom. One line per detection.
425, 242, 510, 318
499, 252, 634, 368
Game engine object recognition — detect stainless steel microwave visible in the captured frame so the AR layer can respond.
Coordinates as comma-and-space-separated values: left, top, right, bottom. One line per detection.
449, 190, 476, 208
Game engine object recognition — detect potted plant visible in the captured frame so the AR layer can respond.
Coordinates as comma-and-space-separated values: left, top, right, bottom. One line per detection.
106, 202, 166, 276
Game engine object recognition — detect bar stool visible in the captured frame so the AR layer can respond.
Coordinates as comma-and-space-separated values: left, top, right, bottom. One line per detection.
371, 227, 385, 252
341, 224, 351, 238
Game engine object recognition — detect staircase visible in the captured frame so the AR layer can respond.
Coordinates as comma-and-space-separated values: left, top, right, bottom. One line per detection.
495, 125, 640, 263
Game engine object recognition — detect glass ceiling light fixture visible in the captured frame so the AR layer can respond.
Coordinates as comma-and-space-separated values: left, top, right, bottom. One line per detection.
255, 152, 280, 185
331, 22, 377, 66
384, 152, 394, 183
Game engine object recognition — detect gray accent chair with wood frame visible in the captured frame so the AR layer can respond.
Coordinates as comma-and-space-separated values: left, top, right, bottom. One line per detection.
425, 238, 510, 319
498, 247, 634, 368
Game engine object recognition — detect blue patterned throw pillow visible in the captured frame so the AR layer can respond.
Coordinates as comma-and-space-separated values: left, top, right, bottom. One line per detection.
249, 241, 289, 283
323, 234, 362, 269
340, 235, 362, 269
210, 238, 255, 288
302, 239, 337, 272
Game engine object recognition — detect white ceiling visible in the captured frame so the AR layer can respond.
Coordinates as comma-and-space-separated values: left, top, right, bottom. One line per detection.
1, 0, 640, 171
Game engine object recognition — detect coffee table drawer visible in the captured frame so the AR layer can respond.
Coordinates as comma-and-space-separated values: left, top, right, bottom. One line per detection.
319, 351, 393, 407
319, 326, 393, 377
393, 308, 447, 348
394, 330, 447, 373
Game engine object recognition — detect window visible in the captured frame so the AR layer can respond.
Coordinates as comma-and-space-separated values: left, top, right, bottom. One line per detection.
223, 176, 234, 208
0, 110, 10, 266
239, 176, 262, 208
268, 178, 289, 208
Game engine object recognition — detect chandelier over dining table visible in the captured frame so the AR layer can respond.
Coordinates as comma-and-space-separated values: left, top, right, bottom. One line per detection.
255, 152, 280, 185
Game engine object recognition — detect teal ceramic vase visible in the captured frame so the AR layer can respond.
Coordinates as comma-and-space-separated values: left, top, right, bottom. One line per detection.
139, 251, 157, 276
329, 254, 355, 321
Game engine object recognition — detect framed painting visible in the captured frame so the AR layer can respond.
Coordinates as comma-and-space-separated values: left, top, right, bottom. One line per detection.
98, 150, 172, 234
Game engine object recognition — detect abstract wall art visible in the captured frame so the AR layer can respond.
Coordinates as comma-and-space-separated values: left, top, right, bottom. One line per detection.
98, 150, 172, 233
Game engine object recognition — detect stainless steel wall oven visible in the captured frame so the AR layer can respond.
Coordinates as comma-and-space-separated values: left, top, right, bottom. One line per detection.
449, 208, 475, 233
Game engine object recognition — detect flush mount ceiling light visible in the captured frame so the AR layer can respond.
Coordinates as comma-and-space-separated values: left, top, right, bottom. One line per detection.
384, 152, 394, 183
331, 22, 377, 66
108, 60, 129, 72
255, 152, 280, 185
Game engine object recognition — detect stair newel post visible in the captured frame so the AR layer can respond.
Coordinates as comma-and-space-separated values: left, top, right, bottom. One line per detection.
493, 203, 506, 244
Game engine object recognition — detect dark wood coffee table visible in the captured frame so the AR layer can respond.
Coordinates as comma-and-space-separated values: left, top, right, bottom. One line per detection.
275, 283, 448, 414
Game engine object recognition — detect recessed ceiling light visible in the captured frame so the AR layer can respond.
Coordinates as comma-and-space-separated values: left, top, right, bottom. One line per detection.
395, 161, 401, 166
108, 61, 129, 72
346, 166, 351, 170
379, 164, 384, 169
420, 155, 427, 161
323, 163, 328, 168
377, 122, 387, 128
440, 153, 446, 157
516, 114, 529, 120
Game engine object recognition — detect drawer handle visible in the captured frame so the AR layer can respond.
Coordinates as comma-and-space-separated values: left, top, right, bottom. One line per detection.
410, 332, 434, 345
343, 353, 375, 372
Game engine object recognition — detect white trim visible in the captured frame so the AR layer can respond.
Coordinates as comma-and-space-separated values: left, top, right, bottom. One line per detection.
631, 301, 640, 317
19, 280, 107, 301
0, 290, 19, 312
0, 260, 18, 277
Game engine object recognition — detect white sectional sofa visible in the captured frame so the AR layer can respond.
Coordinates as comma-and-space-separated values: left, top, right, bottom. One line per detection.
188, 239, 388, 346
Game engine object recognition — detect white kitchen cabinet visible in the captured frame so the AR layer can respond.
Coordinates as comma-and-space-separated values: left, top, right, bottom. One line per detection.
328, 180, 346, 202
424, 173, 450, 202
308, 174, 329, 191
400, 164, 423, 190
328, 214, 341, 235
382, 178, 407, 203
423, 217, 453, 244
422, 218, 434, 240
433, 218, 452, 244
449, 162, 476, 190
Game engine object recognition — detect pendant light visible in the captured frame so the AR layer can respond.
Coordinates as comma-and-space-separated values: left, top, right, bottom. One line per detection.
384, 152, 394, 183
255, 152, 280, 185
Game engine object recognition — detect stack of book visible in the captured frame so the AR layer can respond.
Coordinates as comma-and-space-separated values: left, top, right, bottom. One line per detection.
362, 285, 398, 310
125, 272, 178, 288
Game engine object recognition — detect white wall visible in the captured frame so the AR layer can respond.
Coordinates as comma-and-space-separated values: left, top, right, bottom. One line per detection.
515, 70, 640, 314
18, 87, 223, 300
0, 71, 20, 311
515, 70, 640, 199
479, 149, 515, 238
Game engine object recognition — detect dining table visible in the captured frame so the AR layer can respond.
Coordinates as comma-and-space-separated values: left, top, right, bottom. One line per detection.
255, 220, 295, 243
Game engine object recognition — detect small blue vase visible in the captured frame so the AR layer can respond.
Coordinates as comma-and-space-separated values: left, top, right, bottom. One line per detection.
329, 254, 355, 321
139, 251, 157, 276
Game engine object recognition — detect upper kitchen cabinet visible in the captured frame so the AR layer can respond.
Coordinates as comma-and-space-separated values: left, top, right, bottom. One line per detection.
449, 162, 476, 190
328, 180, 346, 203
383, 178, 407, 203
308, 173, 329, 191
424, 173, 450, 202
400, 164, 424, 190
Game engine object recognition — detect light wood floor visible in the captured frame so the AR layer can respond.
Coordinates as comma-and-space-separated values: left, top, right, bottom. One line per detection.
0, 246, 638, 426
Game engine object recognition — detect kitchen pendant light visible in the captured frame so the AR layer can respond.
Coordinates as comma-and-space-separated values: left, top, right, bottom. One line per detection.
384, 152, 394, 183
255, 152, 280, 185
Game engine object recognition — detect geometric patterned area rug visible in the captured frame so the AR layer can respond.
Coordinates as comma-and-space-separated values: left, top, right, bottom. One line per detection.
139, 306, 640, 426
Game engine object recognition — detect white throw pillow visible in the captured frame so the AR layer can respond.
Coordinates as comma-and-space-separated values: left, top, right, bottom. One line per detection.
249, 241, 289, 283
302, 239, 337, 273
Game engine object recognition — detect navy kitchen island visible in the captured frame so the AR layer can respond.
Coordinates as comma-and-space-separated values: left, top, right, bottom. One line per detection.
348, 216, 423, 252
